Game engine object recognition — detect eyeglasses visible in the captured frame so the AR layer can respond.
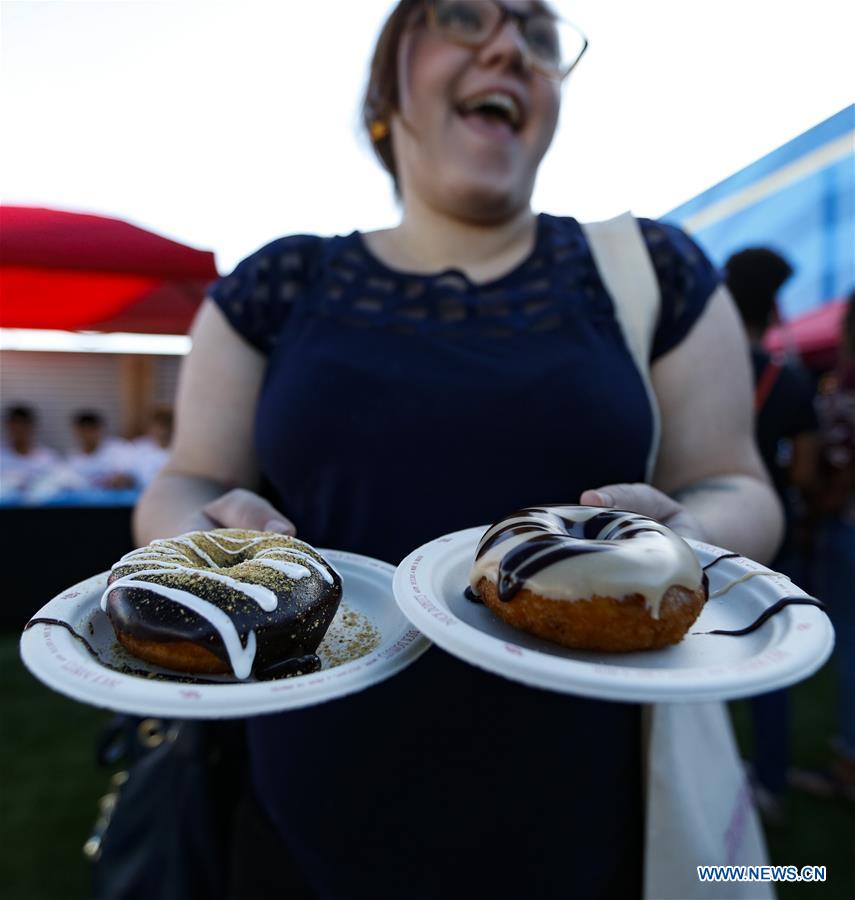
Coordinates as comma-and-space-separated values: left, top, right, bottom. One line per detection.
425, 0, 588, 81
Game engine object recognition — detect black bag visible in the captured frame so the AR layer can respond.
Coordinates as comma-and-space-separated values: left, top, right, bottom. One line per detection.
88, 717, 246, 900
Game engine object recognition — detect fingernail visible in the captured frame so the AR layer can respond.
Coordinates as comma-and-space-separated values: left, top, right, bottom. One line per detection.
595, 491, 614, 507
264, 518, 294, 535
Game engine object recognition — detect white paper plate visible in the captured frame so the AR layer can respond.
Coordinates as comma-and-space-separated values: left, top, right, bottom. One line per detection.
393, 527, 834, 703
20, 549, 430, 718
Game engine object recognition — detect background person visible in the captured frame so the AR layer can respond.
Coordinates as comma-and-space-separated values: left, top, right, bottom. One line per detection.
129, 406, 174, 487
66, 410, 137, 491
725, 248, 819, 541
0, 404, 60, 495
134, 2, 782, 897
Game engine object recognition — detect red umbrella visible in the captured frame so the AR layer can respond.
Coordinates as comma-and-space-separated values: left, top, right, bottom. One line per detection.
764, 298, 848, 369
0, 206, 219, 333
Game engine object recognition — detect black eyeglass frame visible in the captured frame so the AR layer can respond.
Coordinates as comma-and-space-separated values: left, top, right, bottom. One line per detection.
423, 0, 589, 81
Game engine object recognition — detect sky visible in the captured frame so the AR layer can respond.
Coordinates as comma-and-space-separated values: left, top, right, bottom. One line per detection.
2, 0, 853, 275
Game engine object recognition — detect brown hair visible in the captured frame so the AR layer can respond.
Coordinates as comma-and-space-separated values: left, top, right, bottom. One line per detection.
361, 0, 424, 193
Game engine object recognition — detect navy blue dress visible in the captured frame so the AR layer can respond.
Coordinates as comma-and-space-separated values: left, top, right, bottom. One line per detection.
209, 214, 718, 899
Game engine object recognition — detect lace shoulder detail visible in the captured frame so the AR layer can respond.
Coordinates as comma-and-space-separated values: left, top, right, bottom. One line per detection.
309, 218, 608, 339
637, 219, 721, 360
208, 234, 324, 354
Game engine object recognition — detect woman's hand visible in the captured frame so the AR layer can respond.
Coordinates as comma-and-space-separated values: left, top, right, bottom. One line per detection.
177, 487, 296, 536
579, 483, 708, 541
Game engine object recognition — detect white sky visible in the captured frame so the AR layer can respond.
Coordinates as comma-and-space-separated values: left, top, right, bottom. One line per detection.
1, 0, 853, 274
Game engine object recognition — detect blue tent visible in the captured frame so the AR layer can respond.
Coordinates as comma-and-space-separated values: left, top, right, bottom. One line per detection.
665, 105, 854, 319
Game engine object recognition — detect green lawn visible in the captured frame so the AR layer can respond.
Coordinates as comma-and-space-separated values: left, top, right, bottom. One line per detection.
1, 636, 852, 899
1, 636, 109, 900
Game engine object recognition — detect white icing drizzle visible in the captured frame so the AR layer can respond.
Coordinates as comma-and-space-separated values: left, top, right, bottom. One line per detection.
120, 551, 315, 584
251, 559, 312, 579
282, 537, 341, 580
253, 535, 341, 581
105, 563, 280, 611
254, 547, 334, 583
169, 531, 337, 582
116, 532, 335, 583
201, 532, 285, 555
470, 505, 703, 620
152, 535, 219, 567
112, 558, 191, 572
116, 539, 332, 585
710, 570, 777, 598
207, 532, 272, 543
113, 555, 187, 572
102, 576, 258, 679
118, 546, 184, 564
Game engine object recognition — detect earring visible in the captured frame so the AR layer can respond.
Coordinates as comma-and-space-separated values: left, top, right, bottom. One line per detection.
370, 119, 390, 142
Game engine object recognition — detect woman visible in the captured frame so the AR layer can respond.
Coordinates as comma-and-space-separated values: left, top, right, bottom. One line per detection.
136, 2, 782, 897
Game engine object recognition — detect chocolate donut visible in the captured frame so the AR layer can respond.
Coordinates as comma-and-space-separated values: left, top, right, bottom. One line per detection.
469, 505, 707, 651
102, 529, 343, 679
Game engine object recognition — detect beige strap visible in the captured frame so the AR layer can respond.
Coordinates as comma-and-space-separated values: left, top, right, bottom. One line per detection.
580, 212, 661, 481
582, 218, 773, 897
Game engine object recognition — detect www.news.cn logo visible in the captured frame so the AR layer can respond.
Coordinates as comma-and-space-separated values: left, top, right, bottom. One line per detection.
697, 865, 826, 883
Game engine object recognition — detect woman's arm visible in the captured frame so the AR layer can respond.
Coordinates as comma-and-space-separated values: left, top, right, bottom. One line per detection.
133, 299, 294, 546
581, 285, 784, 564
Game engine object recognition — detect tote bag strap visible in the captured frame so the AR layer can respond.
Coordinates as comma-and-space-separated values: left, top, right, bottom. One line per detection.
579, 212, 661, 481
581, 214, 772, 898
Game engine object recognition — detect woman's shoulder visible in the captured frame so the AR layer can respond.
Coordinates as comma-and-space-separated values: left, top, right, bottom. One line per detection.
634, 218, 721, 360
544, 212, 710, 268
634, 217, 714, 278
208, 232, 330, 354
216, 233, 328, 290
545, 213, 721, 359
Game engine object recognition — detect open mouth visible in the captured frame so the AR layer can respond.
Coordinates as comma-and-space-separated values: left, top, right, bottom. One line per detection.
456, 91, 524, 137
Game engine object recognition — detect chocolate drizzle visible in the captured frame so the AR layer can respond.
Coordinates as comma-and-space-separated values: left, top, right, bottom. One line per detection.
24, 617, 101, 660
699, 596, 828, 636
496, 535, 608, 601
257, 653, 321, 679
702, 552, 742, 572
475, 506, 669, 603
464, 586, 482, 604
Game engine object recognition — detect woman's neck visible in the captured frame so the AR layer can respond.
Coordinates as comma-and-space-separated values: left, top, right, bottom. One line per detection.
366, 199, 538, 284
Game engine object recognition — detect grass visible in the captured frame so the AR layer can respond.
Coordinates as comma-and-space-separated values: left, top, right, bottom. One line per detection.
1, 636, 853, 899
1, 636, 110, 900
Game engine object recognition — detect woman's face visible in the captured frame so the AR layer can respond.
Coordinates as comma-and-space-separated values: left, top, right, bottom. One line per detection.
391, 1, 562, 221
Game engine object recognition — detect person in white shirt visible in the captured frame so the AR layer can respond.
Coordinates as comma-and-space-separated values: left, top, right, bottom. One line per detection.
0, 405, 60, 495
129, 406, 173, 487
65, 410, 137, 490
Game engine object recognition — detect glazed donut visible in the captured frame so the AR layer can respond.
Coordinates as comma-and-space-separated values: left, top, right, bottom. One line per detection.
102, 529, 342, 679
469, 505, 707, 651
